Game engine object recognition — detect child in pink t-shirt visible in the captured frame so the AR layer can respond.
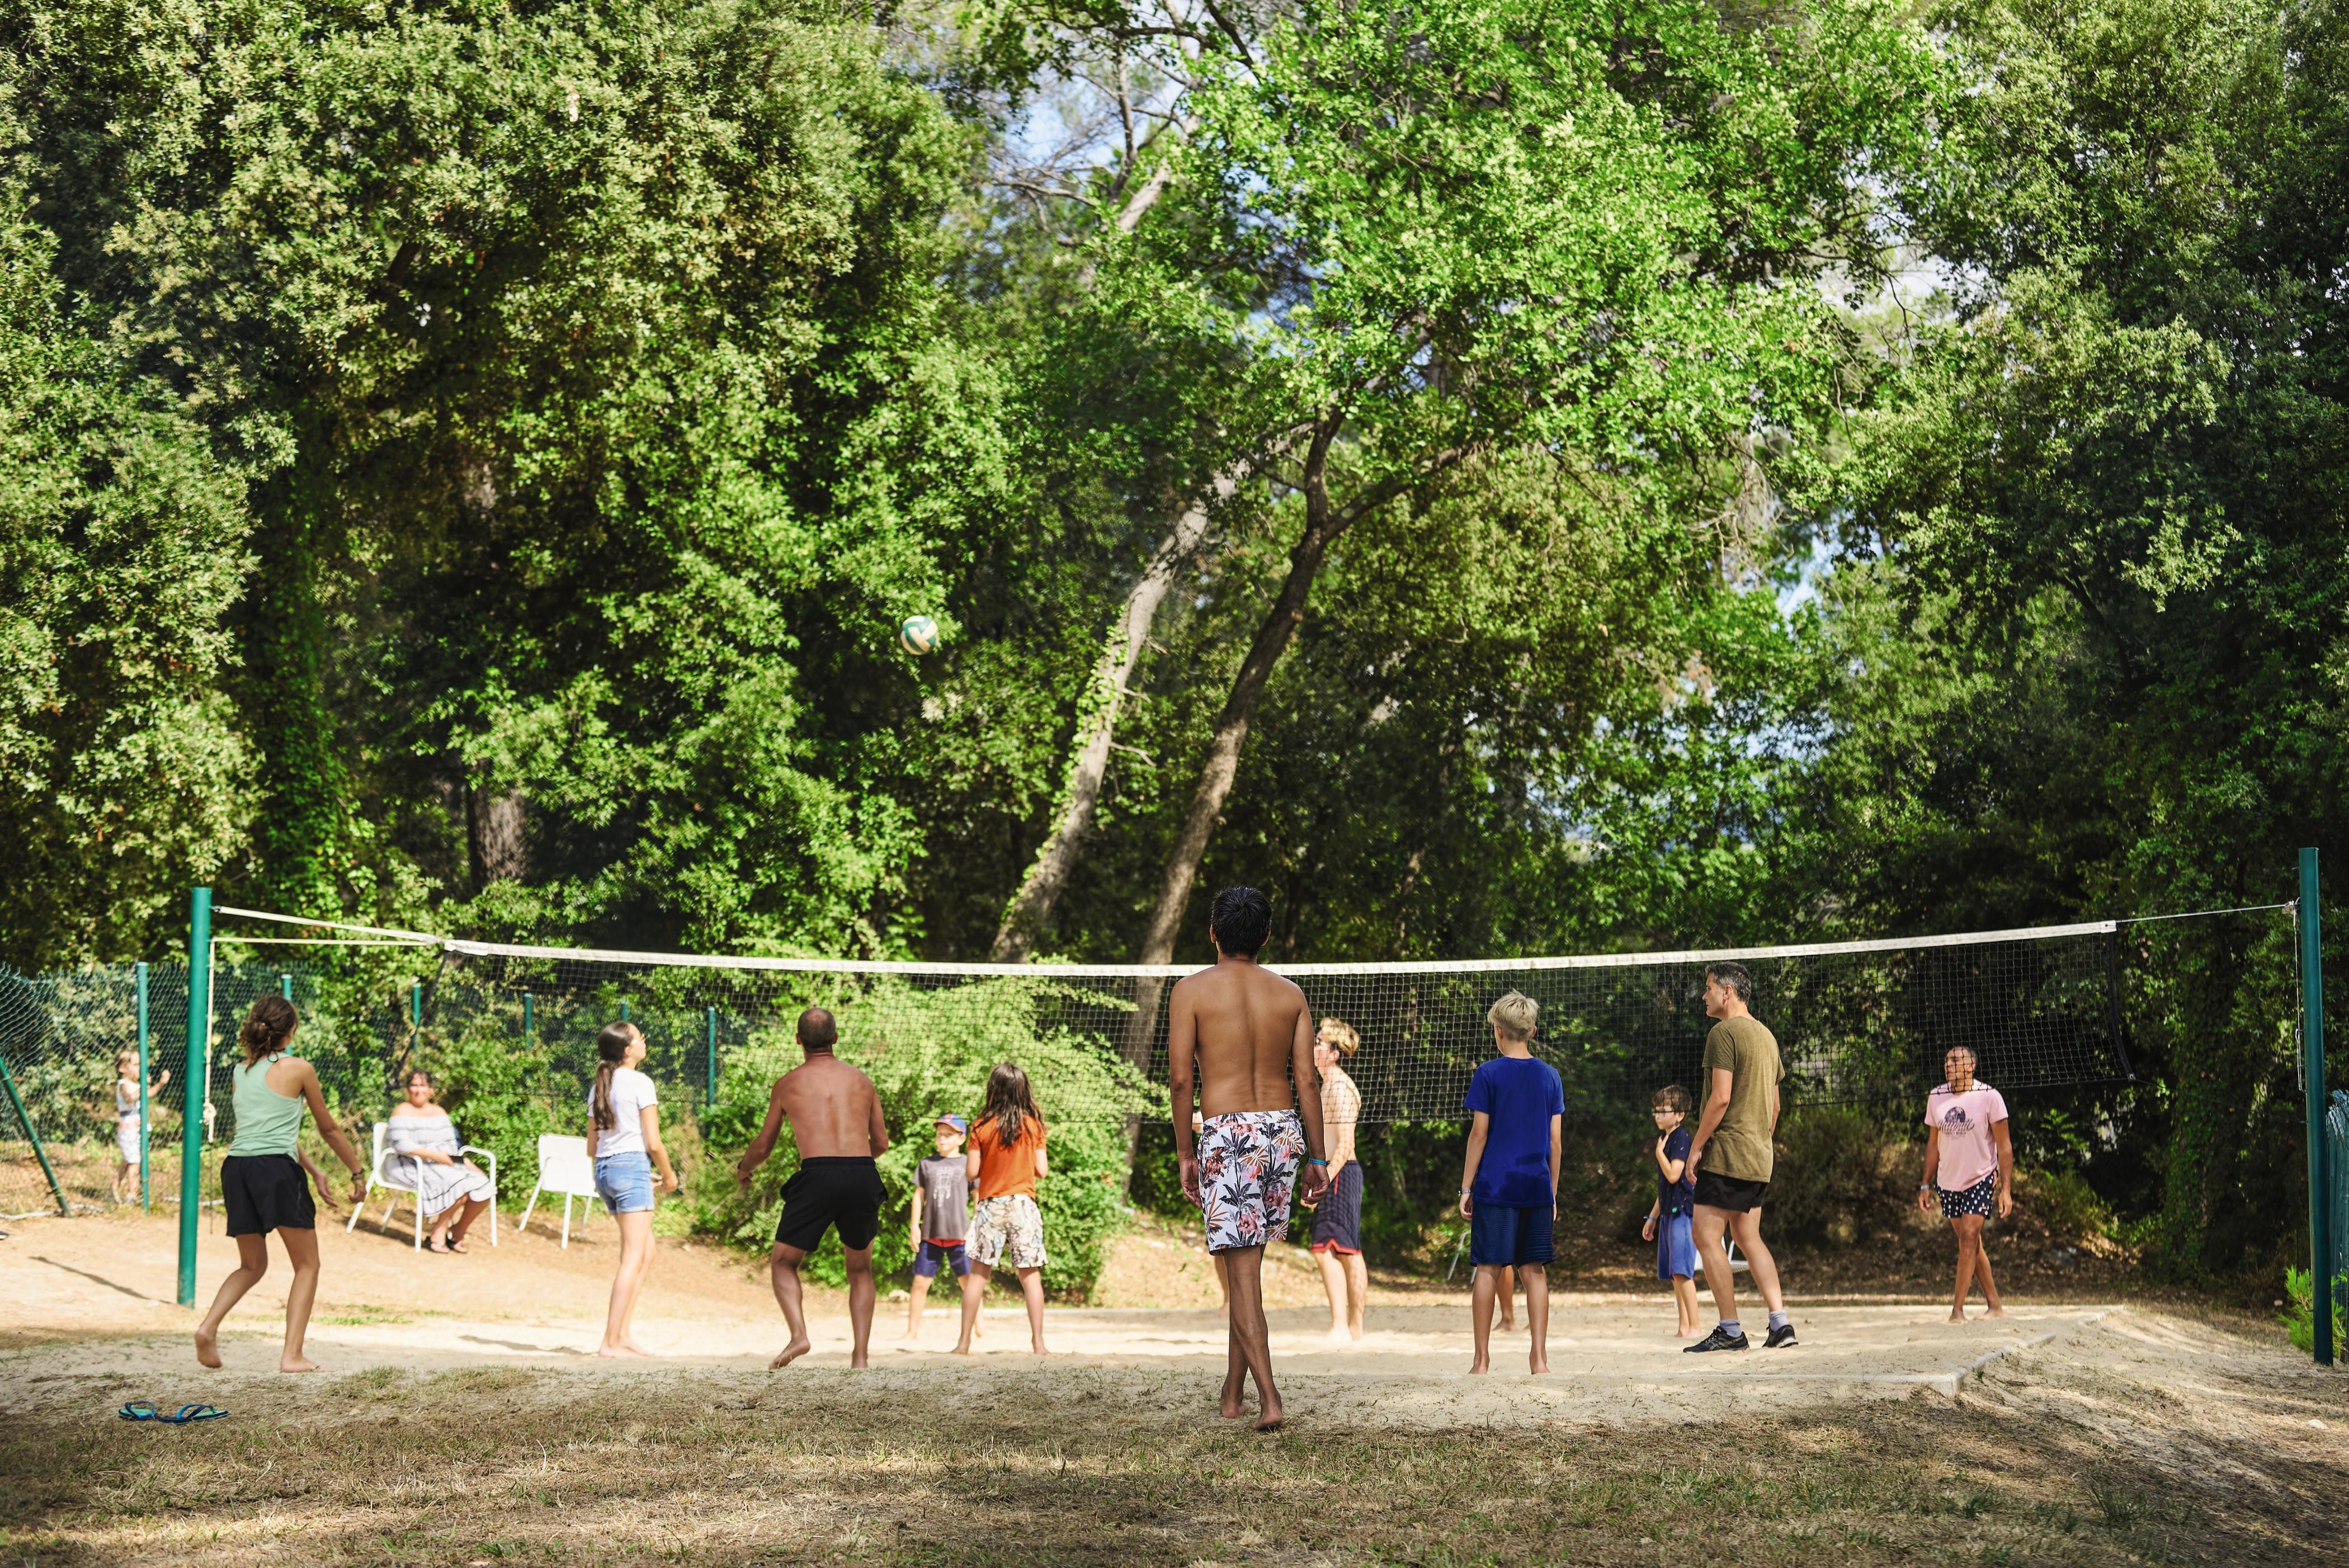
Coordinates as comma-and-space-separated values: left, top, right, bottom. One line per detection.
1916, 1046, 2012, 1322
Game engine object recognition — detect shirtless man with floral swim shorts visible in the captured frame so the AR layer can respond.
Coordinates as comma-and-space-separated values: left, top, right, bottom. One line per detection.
1170, 885, 1331, 1431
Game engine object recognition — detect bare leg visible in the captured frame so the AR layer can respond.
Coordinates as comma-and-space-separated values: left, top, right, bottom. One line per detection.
1972, 1220, 2006, 1317
597, 1211, 655, 1357
765, 1242, 813, 1366
1470, 1263, 1497, 1373
276, 1227, 324, 1372
1218, 1258, 1248, 1418
1522, 1261, 1550, 1373
1015, 1265, 1048, 1353
903, 1271, 933, 1339
1727, 1208, 1784, 1314
1671, 1274, 1702, 1336
1315, 1248, 1351, 1342
1343, 1251, 1368, 1340
1497, 1264, 1517, 1330
194, 1232, 269, 1368
845, 1245, 876, 1368
114, 1160, 133, 1203
1213, 1251, 1231, 1317
1691, 1205, 1741, 1325
953, 1261, 987, 1354
446, 1196, 489, 1250
1223, 1246, 1285, 1430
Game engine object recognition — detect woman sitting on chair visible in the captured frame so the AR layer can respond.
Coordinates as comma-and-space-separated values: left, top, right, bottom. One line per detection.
387, 1070, 494, 1253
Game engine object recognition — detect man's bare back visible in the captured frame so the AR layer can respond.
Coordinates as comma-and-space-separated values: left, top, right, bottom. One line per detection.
760, 1055, 886, 1160
1171, 960, 1319, 1120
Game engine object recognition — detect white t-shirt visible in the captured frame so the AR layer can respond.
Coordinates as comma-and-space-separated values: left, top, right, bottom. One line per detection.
588, 1067, 658, 1159
1925, 1081, 2008, 1190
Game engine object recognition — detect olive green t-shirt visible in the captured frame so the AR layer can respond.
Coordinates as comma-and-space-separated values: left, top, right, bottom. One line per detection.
1699, 1015, 1781, 1182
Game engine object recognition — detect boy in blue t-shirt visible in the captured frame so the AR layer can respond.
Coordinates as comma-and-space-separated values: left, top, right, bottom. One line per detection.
1459, 990, 1565, 1374
1640, 1084, 1701, 1338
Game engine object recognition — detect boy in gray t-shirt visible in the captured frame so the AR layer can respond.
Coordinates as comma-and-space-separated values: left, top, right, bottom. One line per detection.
902, 1114, 978, 1340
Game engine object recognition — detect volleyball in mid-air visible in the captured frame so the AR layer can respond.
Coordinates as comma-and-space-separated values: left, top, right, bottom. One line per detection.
898, 615, 941, 655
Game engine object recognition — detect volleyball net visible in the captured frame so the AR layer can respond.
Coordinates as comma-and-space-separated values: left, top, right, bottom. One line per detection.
222, 906, 2138, 1125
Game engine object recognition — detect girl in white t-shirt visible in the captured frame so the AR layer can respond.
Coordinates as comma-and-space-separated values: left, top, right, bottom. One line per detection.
587, 1021, 678, 1357
1916, 1045, 2012, 1321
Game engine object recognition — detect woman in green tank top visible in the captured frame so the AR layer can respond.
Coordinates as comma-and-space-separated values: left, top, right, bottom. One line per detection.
194, 995, 367, 1375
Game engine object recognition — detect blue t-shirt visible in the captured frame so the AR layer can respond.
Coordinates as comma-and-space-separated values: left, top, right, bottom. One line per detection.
1464, 1055, 1565, 1206
1657, 1126, 1695, 1213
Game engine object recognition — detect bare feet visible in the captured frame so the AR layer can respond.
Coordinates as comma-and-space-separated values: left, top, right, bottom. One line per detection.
768, 1336, 812, 1369
1218, 1378, 1248, 1419
1252, 1397, 1285, 1433
281, 1356, 323, 1373
1948, 1309, 1969, 1323
1529, 1354, 1550, 1375
1983, 1305, 2008, 1319
1468, 1355, 1490, 1375
597, 1342, 651, 1359
950, 1342, 974, 1356
427, 1236, 452, 1254
446, 1237, 470, 1254
621, 1336, 653, 1356
194, 1328, 222, 1369
1320, 1327, 1354, 1346
849, 1353, 870, 1369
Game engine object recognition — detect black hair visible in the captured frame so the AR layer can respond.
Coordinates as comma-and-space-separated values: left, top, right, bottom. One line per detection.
798, 1007, 838, 1053
1705, 961, 1753, 1003
1208, 885, 1272, 957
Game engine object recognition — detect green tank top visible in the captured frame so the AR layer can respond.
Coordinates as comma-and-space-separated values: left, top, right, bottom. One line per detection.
229, 1055, 305, 1157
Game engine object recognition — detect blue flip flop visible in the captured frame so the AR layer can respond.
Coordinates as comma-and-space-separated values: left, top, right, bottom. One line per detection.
120, 1401, 227, 1424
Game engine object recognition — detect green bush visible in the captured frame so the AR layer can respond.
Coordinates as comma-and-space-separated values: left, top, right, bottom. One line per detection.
2281, 1267, 2346, 1354
682, 977, 1152, 1298
1766, 1104, 1916, 1249
2025, 1166, 2114, 1240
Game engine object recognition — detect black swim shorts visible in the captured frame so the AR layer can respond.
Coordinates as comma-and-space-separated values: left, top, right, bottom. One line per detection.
221, 1154, 317, 1236
773, 1156, 885, 1253
1692, 1170, 1770, 1213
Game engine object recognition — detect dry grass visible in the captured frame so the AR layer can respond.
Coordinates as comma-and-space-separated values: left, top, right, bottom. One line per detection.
5, 1339, 2342, 1568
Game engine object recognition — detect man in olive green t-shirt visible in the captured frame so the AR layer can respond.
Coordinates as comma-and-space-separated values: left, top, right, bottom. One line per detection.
1683, 962, 1796, 1353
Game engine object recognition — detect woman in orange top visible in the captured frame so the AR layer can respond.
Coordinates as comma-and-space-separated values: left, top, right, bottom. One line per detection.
956, 1062, 1049, 1354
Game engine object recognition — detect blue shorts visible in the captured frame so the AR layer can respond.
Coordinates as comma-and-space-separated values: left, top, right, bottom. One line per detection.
1469, 1200, 1554, 1268
1655, 1210, 1696, 1279
912, 1239, 969, 1278
594, 1152, 654, 1215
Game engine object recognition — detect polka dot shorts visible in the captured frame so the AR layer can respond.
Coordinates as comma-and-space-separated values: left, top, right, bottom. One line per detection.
1938, 1175, 1997, 1218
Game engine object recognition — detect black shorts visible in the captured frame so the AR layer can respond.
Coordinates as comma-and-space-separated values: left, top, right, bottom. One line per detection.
1692, 1170, 1769, 1213
773, 1157, 885, 1254
1309, 1160, 1363, 1254
221, 1154, 316, 1236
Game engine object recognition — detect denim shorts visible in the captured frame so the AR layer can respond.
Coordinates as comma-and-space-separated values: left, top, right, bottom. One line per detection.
595, 1151, 654, 1215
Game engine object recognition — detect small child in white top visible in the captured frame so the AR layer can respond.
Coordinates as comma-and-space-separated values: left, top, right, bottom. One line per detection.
110, 1050, 170, 1204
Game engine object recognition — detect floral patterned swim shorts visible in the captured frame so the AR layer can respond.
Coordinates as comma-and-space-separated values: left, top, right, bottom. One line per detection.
1197, 1109, 1306, 1254
968, 1193, 1047, 1270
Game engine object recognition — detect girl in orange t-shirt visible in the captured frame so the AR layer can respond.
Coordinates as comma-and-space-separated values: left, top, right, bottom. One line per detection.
957, 1062, 1049, 1354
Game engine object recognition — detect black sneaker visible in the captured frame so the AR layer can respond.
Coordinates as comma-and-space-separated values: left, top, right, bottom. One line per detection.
1683, 1326, 1750, 1353
1764, 1323, 1799, 1348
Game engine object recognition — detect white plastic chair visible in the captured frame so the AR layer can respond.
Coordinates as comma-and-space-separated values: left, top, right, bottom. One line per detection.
518, 1134, 600, 1248
347, 1121, 499, 1250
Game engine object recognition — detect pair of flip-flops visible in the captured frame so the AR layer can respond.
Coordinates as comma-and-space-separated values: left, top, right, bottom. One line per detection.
119, 1400, 228, 1425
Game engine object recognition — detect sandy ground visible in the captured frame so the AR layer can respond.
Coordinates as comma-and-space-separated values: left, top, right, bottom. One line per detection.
7, 1211, 2349, 1564
1, 1206, 2126, 1420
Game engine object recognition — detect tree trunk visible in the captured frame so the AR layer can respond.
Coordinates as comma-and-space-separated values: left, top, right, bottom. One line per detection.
991, 471, 1234, 960
1135, 421, 1346, 967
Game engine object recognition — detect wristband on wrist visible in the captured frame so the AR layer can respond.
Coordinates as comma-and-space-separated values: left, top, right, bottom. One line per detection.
1306, 1156, 1328, 1166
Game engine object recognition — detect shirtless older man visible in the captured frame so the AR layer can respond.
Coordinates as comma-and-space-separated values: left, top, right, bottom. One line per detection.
1171, 886, 1330, 1430
737, 1007, 890, 1369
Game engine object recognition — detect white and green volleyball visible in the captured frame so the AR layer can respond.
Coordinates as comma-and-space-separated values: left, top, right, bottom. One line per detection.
898, 614, 941, 655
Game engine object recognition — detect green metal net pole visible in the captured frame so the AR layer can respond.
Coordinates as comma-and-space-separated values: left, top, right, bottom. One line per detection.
2303, 847, 2332, 1367
706, 1007, 718, 1106
137, 961, 151, 1212
280, 972, 292, 1001
0, 1051, 68, 1216
178, 889, 212, 1307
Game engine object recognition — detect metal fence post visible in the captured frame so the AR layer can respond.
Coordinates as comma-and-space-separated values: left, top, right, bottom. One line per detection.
522, 991, 533, 1042
706, 1007, 718, 1105
179, 887, 211, 1307
280, 972, 293, 1002
137, 960, 150, 1211
2304, 847, 2332, 1366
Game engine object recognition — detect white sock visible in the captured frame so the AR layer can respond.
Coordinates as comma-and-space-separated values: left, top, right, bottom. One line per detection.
1768, 1310, 1790, 1331
1719, 1319, 1741, 1336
